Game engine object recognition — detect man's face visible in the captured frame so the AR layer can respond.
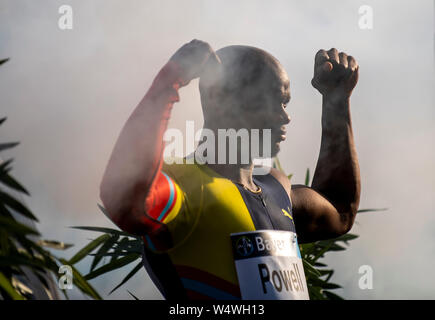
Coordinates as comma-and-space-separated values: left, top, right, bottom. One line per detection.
229, 69, 291, 157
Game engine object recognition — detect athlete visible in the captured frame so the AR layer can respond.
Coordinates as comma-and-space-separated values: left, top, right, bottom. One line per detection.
99, 40, 361, 299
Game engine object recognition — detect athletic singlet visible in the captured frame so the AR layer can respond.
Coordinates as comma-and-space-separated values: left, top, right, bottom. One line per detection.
141, 158, 300, 300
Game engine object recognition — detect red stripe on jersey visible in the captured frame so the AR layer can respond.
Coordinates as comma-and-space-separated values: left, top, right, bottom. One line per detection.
145, 172, 171, 220
175, 265, 241, 298
158, 186, 177, 222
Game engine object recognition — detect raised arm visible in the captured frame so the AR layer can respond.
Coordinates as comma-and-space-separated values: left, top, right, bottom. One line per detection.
99, 40, 218, 235
291, 48, 361, 243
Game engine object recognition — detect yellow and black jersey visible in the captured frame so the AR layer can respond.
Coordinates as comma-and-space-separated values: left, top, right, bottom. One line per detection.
141, 158, 299, 300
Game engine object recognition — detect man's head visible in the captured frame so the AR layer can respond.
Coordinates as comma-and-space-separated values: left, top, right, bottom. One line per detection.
199, 45, 291, 157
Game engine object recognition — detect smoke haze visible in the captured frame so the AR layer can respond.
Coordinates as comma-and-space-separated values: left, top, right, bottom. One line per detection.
0, 0, 433, 299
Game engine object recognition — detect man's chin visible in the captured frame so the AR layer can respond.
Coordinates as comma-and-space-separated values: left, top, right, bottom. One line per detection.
271, 142, 281, 157
258, 142, 281, 157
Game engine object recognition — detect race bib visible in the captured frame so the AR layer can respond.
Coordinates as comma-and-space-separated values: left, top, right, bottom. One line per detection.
231, 230, 309, 300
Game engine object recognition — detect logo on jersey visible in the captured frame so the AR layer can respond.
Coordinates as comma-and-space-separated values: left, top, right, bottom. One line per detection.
281, 206, 293, 221
236, 236, 254, 257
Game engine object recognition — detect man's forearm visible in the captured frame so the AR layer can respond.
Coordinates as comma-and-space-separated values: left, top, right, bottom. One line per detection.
100, 62, 182, 219
311, 94, 361, 216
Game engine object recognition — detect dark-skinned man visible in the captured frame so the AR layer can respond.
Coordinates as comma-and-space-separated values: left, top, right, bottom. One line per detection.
99, 39, 361, 300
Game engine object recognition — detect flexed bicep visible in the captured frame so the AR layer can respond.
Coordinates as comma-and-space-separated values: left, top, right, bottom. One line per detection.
290, 184, 355, 243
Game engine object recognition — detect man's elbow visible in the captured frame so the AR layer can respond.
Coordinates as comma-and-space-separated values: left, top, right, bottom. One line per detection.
99, 181, 148, 236
341, 218, 354, 235
337, 204, 358, 236
99, 181, 129, 226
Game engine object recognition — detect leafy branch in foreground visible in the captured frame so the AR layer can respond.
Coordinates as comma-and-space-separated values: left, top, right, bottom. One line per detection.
0, 110, 101, 298
68, 225, 143, 296
273, 157, 386, 299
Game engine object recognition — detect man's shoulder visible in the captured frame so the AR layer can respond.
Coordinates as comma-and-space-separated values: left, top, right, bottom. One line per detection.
267, 167, 292, 198
161, 157, 205, 184
162, 157, 201, 171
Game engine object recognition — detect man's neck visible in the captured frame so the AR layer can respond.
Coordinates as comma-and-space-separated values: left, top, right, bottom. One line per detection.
206, 162, 258, 190
198, 123, 259, 191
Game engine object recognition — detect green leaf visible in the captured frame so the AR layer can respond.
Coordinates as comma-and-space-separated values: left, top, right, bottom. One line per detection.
97, 203, 110, 217
111, 237, 143, 255
302, 259, 321, 277
272, 157, 285, 173
14, 236, 59, 272
0, 58, 9, 66
85, 253, 140, 280
90, 252, 131, 258
68, 234, 111, 265
0, 142, 20, 152
314, 262, 327, 267
0, 229, 10, 255
106, 237, 143, 262
334, 233, 359, 243
308, 285, 325, 300
0, 158, 13, 173
0, 190, 38, 221
58, 258, 102, 300
357, 208, 388, 213
62, 289, 70, 300
0, 271, 25, 300
109, 237, 134, 262
315, 241, 346, 251
0, 215, 40, 236
127, 290, 140, 300
71, 226, 137, 238
109, 261, 142, 295
0, 253, 47, 270
309, 278, 342, 289
0, 171, 30, 196
90, 234, 119, 272
324, 269, 334, 282
0, 204, 15, 220
304, 168, 310, 186
33, 270, 49, 289
299, 243, 316, 257
311, 241, 336, 262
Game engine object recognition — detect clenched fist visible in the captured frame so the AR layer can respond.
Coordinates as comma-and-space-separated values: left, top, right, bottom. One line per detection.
311, 48, 359, 98
170, 39, 221, 85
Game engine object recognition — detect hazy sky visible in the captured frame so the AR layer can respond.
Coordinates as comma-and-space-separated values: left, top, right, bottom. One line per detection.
0, 0, 434, 299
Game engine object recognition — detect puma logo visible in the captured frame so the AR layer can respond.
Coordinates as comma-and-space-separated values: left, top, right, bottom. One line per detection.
282, 207, 293, 221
